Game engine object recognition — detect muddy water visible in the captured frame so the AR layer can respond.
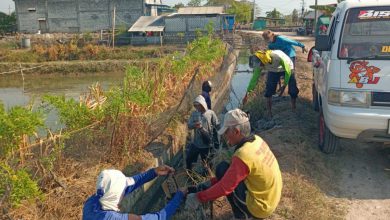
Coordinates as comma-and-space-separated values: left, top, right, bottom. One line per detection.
0, 72, 124, 132
225, 49, 252, 111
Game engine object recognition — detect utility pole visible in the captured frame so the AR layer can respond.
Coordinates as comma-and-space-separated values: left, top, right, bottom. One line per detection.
8, 5, 11, 15
301, 0, 305, 24
314, 0, 318, 35
112, 5, 116, 49
252, 0, 256, 23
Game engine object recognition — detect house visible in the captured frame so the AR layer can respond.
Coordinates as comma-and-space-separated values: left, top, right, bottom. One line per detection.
127, 6, 234, 45
127, 16, 164, 45
163, 6, 234, 43
253, 17, 286, 30
13, 0, 165, 33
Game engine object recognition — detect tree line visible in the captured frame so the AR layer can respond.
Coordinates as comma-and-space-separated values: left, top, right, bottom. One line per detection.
0, 12, 16, 35
173, 0, 304, 25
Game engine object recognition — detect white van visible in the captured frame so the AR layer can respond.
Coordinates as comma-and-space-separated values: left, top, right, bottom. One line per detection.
310, 0, 390, 153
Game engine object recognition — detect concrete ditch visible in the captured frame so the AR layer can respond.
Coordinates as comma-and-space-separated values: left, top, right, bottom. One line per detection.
120, 45, 240, 214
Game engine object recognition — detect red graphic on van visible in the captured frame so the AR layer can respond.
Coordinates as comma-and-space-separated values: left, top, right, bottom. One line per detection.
348, 61, 381, 88
358, 10, 390, 19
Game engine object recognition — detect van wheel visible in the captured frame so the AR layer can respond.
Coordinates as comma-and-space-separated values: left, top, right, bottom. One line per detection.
318, 109, 339, 154
312, 83, 319, 112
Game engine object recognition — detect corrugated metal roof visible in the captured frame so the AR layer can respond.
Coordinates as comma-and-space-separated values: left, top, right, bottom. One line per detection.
177, 6, 224, 15
128, 16, 164, 32
304, 11, 324, 20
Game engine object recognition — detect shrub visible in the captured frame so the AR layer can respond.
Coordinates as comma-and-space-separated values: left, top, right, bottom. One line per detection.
0, 162, 42, 207
42, 95, 103, 130
0, 102, 44, 158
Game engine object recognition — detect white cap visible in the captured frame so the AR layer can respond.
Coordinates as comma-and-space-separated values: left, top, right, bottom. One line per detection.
218, 109, 249, 135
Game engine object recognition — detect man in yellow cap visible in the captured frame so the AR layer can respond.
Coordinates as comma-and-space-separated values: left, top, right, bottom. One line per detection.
245, 49, 298, 118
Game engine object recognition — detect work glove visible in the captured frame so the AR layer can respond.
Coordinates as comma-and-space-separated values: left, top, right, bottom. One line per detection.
188, 180, 211, 193
185, 193, 201, 210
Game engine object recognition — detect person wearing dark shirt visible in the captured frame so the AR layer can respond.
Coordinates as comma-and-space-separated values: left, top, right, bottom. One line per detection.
201, 80, 212, 110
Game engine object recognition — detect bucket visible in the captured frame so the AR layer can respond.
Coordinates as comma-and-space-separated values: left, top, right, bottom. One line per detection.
21, 38, 31, 48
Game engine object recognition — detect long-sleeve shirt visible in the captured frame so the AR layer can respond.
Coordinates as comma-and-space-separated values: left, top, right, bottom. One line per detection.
268, 35, 305, 58
198, 135, 283, 219
201, 91, 212, 110
83, 169, 184, 220
188, 110, 220, 149
268, 50, 294, 85
197, 156, 249, 202
246, 65, 262, 93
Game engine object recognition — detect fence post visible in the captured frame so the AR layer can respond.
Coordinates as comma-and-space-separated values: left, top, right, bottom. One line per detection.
160, 32, 163, 47
19, 63, 25, 93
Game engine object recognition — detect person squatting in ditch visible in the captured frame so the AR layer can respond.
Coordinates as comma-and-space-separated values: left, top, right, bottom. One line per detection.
201, 80, 213, 110
185, 108, 283, 219
186, 95, 220, 170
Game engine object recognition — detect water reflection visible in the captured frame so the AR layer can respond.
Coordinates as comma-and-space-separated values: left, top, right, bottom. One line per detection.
226, 50, 253, 111
0, 72, 124, 133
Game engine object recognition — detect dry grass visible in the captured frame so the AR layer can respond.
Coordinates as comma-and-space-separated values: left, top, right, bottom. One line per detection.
3, 40, 226, 219
276, 172, 345, 220
258, 49, 346, 219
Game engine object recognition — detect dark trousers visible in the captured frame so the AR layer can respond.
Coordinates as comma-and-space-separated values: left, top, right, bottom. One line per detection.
216, 161, 260, 219
186, 144, 213, 170
264, 71, 299, 98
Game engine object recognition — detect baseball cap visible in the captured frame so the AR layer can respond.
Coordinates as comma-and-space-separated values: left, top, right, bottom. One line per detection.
218, 109, 249, 135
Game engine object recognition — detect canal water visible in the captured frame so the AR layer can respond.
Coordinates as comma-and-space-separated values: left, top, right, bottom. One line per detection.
0, 49, 253, 134
225, 49, 253, 111
0, 72, 124, 132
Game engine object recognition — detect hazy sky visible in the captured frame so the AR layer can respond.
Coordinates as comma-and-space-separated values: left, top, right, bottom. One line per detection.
0, 0, 338, 16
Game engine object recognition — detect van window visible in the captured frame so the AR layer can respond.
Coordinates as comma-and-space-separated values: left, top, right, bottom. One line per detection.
328, 14, 338, 45
339, 6, 390, 59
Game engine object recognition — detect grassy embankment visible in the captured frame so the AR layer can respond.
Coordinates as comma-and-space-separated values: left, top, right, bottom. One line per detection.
0, 39, 182, 74
0, 32, 226, 219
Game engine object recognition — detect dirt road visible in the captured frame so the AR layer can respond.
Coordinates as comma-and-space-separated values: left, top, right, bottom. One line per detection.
287, 35, 390, 220
335, 141, 390, 220
286, 33, 390, 220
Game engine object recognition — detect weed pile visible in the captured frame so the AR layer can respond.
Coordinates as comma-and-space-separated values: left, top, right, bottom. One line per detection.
0, 33, 226, 219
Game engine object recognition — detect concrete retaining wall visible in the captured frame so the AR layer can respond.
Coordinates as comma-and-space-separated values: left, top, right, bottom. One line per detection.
120, 47, 239, 214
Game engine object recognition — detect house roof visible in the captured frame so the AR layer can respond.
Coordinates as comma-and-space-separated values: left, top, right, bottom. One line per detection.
177, 6, 224, 15
255, 16, 285, 21
304, 11, 324, 20
128, 16, 164, 32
